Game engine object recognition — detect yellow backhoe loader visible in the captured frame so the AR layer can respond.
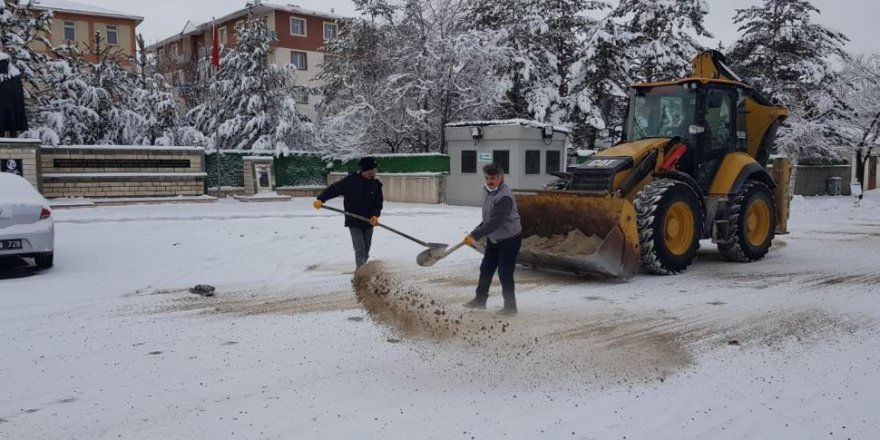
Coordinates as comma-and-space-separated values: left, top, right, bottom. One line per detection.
516, 50, 789, 278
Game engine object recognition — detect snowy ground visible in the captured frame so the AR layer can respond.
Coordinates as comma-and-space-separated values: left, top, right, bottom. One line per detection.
1, 192, 879, 440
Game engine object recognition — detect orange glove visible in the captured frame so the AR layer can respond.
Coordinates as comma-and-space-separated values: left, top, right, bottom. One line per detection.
370, 216, 379, 226
464, 234, 476, 246
313, 200, 323, 210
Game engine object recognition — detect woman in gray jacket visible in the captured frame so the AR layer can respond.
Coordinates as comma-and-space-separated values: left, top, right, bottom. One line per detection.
463, 163, 522, 315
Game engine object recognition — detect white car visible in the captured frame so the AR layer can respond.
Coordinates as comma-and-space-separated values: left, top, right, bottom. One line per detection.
0, 173, 54, 269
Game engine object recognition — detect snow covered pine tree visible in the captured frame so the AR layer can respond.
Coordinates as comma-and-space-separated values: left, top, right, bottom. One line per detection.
187, 13, 309, 153
727, 0, 849, 163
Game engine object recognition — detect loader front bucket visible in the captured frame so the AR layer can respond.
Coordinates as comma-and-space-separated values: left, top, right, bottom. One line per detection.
514, 191, 641, 279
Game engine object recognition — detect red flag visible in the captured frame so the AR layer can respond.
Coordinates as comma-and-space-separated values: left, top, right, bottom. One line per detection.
211, 20, 220, 69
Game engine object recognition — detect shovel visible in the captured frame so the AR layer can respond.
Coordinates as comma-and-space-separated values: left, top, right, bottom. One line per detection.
319, 205, 449, 261
416, 240, 465, 267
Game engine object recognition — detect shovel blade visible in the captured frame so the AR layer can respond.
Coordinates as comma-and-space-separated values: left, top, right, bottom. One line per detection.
416, 244, 449, 267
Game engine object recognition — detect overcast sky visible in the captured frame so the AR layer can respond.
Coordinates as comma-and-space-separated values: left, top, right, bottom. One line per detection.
80, 0, 878, 55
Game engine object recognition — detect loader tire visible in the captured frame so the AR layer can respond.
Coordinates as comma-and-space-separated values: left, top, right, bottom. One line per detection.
635, 179, 703, 275
718, 180, 776, 262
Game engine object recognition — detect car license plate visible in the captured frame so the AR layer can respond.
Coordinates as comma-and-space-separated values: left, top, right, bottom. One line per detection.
0, 239, 23, 250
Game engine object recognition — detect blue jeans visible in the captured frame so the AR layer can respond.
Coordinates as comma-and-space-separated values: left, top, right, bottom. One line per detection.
349, 227, 374, 268
476, 235, 522, 306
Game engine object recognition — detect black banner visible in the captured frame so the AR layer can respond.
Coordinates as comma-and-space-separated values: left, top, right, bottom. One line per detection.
53, 158, 191, 168
1, 159, 23, 176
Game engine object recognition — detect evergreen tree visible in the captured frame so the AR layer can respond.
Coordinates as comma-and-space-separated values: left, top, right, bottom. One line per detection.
611, 0, 712, 83
354, 0, 396, 23
26, 55, 103, 145
568, 9, 635, 146
727, 0, 847, 102
727, 0, 849, 161
187, 13, 309, 152
130, 34, 184, 145
0, 0, 52, 98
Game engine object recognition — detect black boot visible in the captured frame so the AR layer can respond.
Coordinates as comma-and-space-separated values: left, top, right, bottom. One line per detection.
497, 291, 517, 316
463, 297, 487, 310
496, 304, 517, 316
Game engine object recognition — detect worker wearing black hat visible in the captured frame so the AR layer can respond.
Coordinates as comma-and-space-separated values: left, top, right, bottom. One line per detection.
314, 157, 384, 268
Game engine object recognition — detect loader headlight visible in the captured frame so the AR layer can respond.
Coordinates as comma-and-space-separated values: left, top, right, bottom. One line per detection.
688, 124, 706, 135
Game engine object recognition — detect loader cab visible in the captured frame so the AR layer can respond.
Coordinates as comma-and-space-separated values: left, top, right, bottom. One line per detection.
624, 81, 745, 190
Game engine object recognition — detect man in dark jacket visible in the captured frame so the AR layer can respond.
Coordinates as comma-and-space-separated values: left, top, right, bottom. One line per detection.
463, 163, 522, 315
314, 157, 384, 268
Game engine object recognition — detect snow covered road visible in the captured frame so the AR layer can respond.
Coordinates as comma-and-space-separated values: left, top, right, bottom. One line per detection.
1, 194, 879, 439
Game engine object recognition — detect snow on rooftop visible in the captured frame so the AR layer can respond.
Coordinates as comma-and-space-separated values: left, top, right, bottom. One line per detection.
31, 0, 144, 21
181, 20, 199, 35
41, 145, 204, 152
264, 2, 348, 20
446, 119, 571, 134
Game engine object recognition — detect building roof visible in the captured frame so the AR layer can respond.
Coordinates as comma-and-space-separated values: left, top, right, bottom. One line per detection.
145, 2, 347, 52
267, 2, 347, 21
31, 0, 144, 23
181, 20, 199, 35
446, 119, 571, 135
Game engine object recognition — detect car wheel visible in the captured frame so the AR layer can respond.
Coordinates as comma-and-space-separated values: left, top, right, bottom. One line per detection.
35, 252, 54, 269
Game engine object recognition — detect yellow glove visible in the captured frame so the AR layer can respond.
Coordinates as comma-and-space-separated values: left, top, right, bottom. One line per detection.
464, 234, 476, 246
370, 216, 379, 226
313, 200, 323, 210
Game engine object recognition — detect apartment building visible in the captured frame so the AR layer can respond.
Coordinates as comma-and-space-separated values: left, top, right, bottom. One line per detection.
146, 2, 344, 120
30, 0, 144, 64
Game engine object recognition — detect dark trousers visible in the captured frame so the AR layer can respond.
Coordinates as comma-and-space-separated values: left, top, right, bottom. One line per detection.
349, 226, 374, 268
475, 235, 521, 305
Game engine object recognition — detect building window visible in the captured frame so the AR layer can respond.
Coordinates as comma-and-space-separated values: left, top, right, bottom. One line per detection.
171, 43, 178, 55
290, 51, 307, 70
323, 22, 337, 40
546, 150, 561, 174
293, 88, 309, 105
525, 150, 541, 175
291, 17, 306, 36
219, 28, 227, 45
493, 150, 510, 174
106, 25, 118, 45
461, 151, 477, 174
64, 21, 76, 41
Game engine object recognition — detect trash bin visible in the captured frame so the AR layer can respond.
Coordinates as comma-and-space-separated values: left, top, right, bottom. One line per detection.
825, 176, 842, 196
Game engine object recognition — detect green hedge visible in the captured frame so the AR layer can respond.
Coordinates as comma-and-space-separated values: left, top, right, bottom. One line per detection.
205, 153, 245, 188
275, 154, 332, 187
333, 154, 449, 173
205, 152, 450, 189
798, 157, 850, 166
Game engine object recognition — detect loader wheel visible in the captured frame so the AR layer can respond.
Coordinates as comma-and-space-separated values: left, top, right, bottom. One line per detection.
718, 181, 776, 262
635, 179, 703, 275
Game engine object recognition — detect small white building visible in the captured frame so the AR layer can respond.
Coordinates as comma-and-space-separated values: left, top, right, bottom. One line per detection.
445, 120, 568, 206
